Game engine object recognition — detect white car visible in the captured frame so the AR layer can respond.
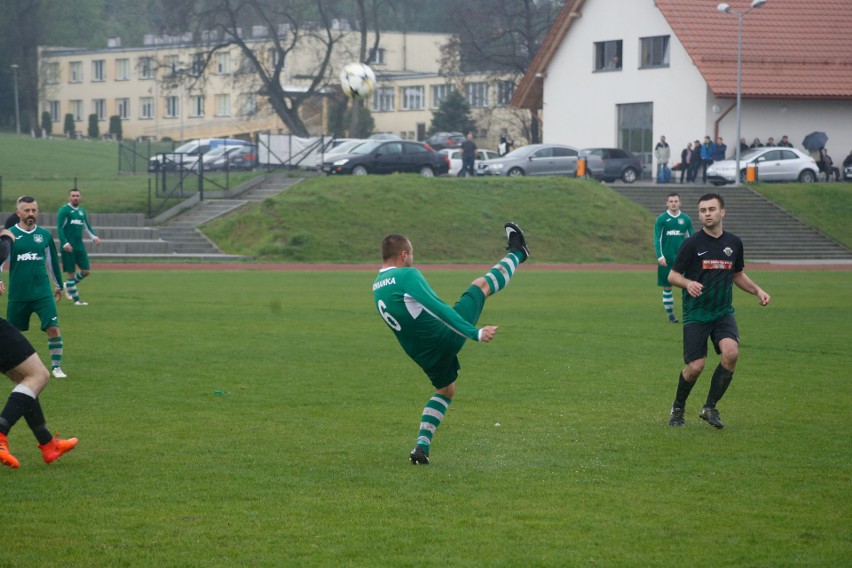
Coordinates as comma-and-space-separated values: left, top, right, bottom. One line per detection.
438, 148, 500, 176
706, 147, 819, 185
148, 138, 249, 172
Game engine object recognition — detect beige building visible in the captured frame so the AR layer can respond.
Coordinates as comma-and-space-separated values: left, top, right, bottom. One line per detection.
38, 29, 528, 148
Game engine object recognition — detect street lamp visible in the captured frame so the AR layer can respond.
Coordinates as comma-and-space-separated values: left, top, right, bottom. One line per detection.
717, 0, 767, 186
10, 64, 20, 135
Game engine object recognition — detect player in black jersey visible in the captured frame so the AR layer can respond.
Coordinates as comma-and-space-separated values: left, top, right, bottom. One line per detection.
666, 193, 770, 428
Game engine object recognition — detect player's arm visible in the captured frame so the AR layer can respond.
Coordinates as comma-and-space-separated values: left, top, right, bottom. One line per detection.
84, 217, 100, 244
733, 271, 770, 306
406, 270, 484, 342
56, 207, 69, 247
653, 216, 665, 262
45, 239, 64, 296
668, 240, 702, 297
0, 230, 11, 295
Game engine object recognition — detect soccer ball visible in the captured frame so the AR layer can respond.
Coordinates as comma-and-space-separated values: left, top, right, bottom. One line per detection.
339, 62, 376, 99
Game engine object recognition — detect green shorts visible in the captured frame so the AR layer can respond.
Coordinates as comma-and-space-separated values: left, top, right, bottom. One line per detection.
423, 285, 486, 389
657, 263, 673, 287
61, 245, 90, 273
6, 296, 60, 332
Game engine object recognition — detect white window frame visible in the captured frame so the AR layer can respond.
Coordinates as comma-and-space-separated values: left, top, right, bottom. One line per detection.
49, 100, 60, 122
371, 87, 395, 112
70, 61, 83, 83
215, 94, 230, 117
70, 100, 83, 121
92, 60, 106, 81
139, 57, 153, 79
44, 62, 60, 84
140, 97, 154, 119
93, 99, 106, 120
369, 47, 386, 65
430, 84, 455, 109
117, 98, 130, 120
216, 52, 231, 74
116, 58, 130, 81
401, 86, 424, 111
189, 95, 205, 117
165, 96, 179, 118
465, 82, 488, 108
496, 81, 515, 106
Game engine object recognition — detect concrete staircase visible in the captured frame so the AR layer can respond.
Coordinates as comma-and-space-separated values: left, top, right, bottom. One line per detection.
608, 184, 852, 261
2, 173, 302, 260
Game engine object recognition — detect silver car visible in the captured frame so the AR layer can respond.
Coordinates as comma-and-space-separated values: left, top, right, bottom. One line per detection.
706, 147, 819, 185
477, 144, 580, 177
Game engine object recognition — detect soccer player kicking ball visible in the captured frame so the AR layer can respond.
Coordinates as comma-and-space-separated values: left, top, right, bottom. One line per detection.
0, 229, 78, 469
373, 222, 529, 465
666, 193, 770, 429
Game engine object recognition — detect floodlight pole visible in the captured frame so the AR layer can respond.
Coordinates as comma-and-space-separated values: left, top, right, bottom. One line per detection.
717, 1, 766, 187
10, 64, 20, 135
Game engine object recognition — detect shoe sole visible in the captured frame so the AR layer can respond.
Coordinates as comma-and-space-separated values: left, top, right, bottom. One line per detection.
504, 222, 530, 259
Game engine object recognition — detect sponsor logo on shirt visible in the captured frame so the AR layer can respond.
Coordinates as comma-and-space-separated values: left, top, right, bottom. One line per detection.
666, 230, 685, 236
702, 259, 733, 270
16, 252, 44, 262
69, 219, 84, 225
372, 276, 396, 291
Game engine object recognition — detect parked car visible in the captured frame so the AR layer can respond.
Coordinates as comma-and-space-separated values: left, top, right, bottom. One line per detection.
438, 148, 500, 176
313, 139, 368, 169
477, 144, 580, 177
148, 138, 250, 172
196, 145, 257, 171
425, 131, 465, 152
321, 140, 450, 177
706, 147, 819, 185
580, 148, 643, 183
368, 133, 403, 141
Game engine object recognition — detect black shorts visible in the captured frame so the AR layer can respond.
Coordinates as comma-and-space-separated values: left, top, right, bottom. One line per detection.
0, 318, 37, 373
683, 315, 739, 364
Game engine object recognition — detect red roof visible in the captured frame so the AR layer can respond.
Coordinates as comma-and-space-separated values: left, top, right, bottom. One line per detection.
514, 0, 852, 108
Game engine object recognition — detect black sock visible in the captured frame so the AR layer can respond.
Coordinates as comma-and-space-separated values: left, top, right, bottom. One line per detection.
705, 364, 734, 408
0, 392, 37, 436
673, 372, 696, 409
23, 399, 53, 445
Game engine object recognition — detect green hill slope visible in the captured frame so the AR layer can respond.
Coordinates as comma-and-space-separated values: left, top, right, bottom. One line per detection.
201, 175, 656, 264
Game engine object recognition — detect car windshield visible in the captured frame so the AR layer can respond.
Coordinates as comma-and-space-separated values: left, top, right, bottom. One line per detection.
329, 141, 365, 155
351, 141, 383, 154
739, 149, 763, 161
204, 147, 231, 159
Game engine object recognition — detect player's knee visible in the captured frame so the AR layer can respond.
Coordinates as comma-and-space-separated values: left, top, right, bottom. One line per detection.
686, 359, 705, 378
436, 382, 456, 400
472, 277, 490, 296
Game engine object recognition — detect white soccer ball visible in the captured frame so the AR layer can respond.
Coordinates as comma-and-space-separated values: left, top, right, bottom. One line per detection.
339, 62, 376, 100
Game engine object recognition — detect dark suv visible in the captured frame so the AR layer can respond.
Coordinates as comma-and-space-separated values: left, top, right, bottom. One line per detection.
581, 148, 643, 183
424, 131, 465, 152
321, 140, 450, 177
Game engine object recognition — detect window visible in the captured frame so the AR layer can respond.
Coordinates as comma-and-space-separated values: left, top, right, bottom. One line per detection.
216, 52, 231, 74
93, 99, 106, 120
49, 101, 60, 122
117, 98, 130, 120
465, 82, 488, 108
165, 96, 179, 118
189, 95, 205, 117
594, 40, 623, 71
430, 84, 455, 109
116, 58, 130, 81
70, 100, 83, 121
401, 86, 424, 111
140, 97, 154, 119
165, 55, 180, 76
371, 87, 395, 112
237, 53, 255, 74
45, 62, 60, 84
618, 102, 653, 170
192, 53, 206, 76
92, 60, 106, 81
640, 35, 670, 68
215, 94, 230, 117
496, 81, 515, 106
139, 57, 153, 79
70, 61, 83, 83
240, 93, 257, 115
369, 47, 385, 65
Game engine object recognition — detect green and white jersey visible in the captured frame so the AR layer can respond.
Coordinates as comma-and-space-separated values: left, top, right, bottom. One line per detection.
57, 203, 97, 247
654, 211, 693, 263
373, 267, 479, 370
6, 224, 62, 302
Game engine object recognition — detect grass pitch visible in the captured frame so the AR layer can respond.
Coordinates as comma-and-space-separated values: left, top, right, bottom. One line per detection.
1, 268, 850, 567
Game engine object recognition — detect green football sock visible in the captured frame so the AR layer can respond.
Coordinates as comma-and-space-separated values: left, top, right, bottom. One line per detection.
416, 394, 452, 451
484, 252, 522, 295
48, 336, 63, 369
663, 290, 675, 319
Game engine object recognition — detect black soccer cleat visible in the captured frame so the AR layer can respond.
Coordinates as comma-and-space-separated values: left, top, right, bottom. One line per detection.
669, 406, 685, 427
409, 445, 430, 465
699, 406, 725, 429
504, 222, 530, 262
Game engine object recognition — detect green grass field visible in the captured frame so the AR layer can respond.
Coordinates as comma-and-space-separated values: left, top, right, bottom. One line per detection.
2, 268, 849, 566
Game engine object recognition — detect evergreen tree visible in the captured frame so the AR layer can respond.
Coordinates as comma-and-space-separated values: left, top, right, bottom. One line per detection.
41, 111, 52, 136
109, 115, 122, 140
429, 90, 476, 135
88, 114, 99, 138
64, 113, 75, 137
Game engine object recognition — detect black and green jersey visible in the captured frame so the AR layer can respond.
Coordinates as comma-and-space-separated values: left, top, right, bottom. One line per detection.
57, 203, 97, 247
373, 266, 479, 371
6, 225, 63, 302
654, 211, 693, 263
672, 230, 744, 325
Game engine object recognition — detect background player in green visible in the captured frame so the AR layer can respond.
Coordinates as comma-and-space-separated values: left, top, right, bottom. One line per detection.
667, 193, 770, 429
0, 228, 77, 469
654, 192, 692, 323
374, 222, 529, 465
1, 197, 68, 379
57, 188, 101, 306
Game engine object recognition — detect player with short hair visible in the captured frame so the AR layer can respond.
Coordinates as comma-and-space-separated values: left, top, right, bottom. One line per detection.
373, 222, 529, 464
654, 192, 693, 323
2, 197, 68, 379
667, 193, 770, 428
57, 188, 101, 305
0, 227, 78, 469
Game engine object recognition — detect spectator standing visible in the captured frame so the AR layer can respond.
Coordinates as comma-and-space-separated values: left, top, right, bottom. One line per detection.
739, 138, 749, 153
750, 138, 763, 149
819, 148, 839, 182
688, 140, 702, 183
680, 142, 693, 184
700, 136, 716, 183
766, 137, 776, 147
460, 132, 477, 177
778, 135, 793, 148
713, 137, 727, 162
842, 150, 852, 181
655, 135, 671, 183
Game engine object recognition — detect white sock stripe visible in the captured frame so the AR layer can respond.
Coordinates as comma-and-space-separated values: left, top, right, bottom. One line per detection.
417, 435, 431, 445
419, 422, 438, 434
429, 396, 449, 410
12, 384, 37, 399
423, 407, 445, 421
485, 272, 500, 290
503, 254, 519, 271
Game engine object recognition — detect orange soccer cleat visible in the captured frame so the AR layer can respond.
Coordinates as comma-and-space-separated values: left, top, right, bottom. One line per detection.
38, 436, 78, 464
0, 433, 21, 469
